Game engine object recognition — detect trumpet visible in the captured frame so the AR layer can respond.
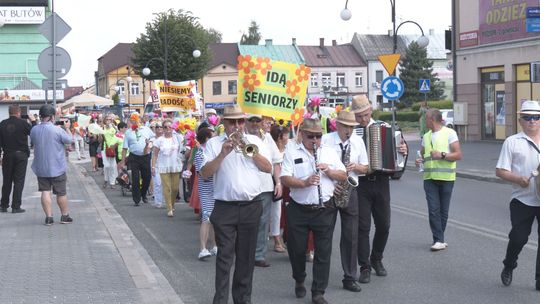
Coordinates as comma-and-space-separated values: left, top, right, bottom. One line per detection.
228, 128, 259, 158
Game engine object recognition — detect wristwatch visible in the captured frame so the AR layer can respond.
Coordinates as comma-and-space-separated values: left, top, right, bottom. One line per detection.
441, 152, 446, 159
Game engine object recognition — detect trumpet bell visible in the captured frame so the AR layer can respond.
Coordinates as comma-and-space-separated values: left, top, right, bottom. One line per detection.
243, 144, 258, 158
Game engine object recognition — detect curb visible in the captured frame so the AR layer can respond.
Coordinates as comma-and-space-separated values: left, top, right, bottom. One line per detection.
70, 163, 183, 304
404, 165, 507, 184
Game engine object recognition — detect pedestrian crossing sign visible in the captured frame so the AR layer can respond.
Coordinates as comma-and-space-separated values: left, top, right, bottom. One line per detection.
419, 79, 430, 93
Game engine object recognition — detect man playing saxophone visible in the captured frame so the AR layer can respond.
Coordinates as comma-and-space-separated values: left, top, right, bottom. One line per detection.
322, 110, 369, 293
280, 118, 346, 304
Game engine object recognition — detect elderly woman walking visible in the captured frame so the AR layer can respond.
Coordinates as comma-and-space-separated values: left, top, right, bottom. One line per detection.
151, 119, 183, 217
102, 115, 119, 189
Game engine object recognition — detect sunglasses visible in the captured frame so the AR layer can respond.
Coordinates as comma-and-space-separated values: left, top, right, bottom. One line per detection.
248, 118, 262, 123
305, 133, 322, 140
521, 116, 540, 121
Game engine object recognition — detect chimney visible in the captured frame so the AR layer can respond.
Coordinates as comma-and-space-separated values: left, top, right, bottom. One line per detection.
429, 28, 435, 36
319, 38, 324, 47
332, 40, 337, 46
292, 37, 297, 45
265, 39, 273, 46
388, 30, 393, 36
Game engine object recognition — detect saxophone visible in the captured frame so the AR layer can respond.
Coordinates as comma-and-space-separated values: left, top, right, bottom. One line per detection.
334, 143, 359, 209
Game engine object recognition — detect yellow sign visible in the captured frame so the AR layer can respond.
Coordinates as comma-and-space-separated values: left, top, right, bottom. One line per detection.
237, 55, 310, 121
378, 53, 401, 76
155, 80, 197, 112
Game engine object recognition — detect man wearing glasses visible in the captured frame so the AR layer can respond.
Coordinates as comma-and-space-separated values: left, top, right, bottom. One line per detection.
496, 100, 540, 291
200, 105, 272, 304
416, 109, 462, 251
280, 118, 346, 304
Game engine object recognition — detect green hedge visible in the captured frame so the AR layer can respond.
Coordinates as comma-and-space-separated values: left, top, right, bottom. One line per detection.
411, 100, 453, 111
373, 110, 419, 122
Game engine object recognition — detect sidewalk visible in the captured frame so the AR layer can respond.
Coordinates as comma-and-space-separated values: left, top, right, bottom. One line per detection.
0, 155, 182, 304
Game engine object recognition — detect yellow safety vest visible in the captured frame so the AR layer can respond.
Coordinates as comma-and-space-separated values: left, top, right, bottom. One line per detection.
422, 127, 456, 181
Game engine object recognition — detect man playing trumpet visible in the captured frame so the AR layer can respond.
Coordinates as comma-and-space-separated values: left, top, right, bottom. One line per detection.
201, 105, 272, 304
322, 110, 369, 292
280, 118, 346, 304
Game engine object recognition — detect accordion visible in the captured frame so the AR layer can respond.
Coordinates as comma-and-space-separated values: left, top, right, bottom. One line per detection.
356, 122, 406, 174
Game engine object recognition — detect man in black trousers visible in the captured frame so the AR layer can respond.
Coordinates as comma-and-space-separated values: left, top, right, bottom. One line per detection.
0, 105, 35, 213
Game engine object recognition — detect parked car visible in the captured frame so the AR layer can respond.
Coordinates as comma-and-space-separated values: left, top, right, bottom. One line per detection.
441, 109, 454, 129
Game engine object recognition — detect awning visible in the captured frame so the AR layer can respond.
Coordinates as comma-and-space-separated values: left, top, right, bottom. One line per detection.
205, 102, 235, 109
61, 93, 114, 109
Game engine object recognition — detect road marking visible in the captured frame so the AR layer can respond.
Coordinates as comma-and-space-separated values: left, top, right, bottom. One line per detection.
392, 203, 538, 250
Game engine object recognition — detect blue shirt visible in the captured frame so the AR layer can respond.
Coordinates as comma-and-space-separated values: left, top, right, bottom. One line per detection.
30, 122, 73, 178
122, 126, 154, 156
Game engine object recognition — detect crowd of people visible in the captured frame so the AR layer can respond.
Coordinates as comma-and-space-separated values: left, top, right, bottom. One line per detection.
5, 96, 540, 303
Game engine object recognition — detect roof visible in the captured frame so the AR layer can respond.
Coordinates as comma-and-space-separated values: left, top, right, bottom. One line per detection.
238, 40, 304, 63
12, 78, 40, 90
352, 34, 408, 61
209, 43, 239, 69
298, 44, 366, 67
98, 43, 133, 75
401, 33, 448, 59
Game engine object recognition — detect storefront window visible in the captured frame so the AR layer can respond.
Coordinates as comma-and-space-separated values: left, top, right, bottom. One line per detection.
481, 67, 504, 140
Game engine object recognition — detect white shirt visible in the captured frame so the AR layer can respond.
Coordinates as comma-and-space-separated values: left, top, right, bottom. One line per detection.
322, 131, 368, 181
496, 132, 540, 207
281, 142, 345, 205
259, 132, 283, 192
154, 135, 183, 173
203, 133, 270, 201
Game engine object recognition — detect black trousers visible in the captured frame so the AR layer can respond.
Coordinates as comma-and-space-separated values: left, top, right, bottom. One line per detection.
338, 188, 359, 282
503, 199, 540, 280
1, 151, 29, 210
286, 200, 337, 295
357, 176, 391, 269
211, 199, 262, 304
127, 154, 151, 204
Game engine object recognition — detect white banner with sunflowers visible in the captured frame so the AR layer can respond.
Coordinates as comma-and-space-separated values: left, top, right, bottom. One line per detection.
237, 55, 310, 121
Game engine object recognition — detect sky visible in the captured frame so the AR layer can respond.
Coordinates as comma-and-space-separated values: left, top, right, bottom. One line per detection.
53, 0, 452, 87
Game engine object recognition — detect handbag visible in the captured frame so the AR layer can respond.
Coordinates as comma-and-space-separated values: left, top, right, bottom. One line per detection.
105, 143, 116, 158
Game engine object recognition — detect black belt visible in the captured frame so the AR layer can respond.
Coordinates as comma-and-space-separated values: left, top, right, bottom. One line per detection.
358, 174, 389, 182
291, 198, 334, 210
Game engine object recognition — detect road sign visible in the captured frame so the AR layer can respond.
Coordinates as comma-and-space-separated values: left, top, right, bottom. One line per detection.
38, 13, 72, 44
37, 46, 72, 79
378, 54, 401, 76
381, 76, 404, 100
42, 79, 68, 90
526, 19, 540, 32
419, 79, 431, 93
527, 7, 540, 18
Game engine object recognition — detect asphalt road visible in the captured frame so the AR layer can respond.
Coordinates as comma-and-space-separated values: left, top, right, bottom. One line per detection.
85, 163, 539, 304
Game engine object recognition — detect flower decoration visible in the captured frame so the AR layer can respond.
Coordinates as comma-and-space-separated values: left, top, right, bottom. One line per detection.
335, 105, 343, 114
185, 130, 197, 148
295, 64, 311, 83
176, 117, 197, 134
328, 118, 337, 131
291, 108, 305, 127
255, 57, 272, 75
243, 73, 261, 92
131, 124, 138, 131
171, 121, 179, 131
285, 79, 301, 98
276, 119, 289, 128
208, 114, 220, 126
216, 124, 225, 136
130, 112, 140, 122
237, 55, 255, 74
308, 96, 321, 108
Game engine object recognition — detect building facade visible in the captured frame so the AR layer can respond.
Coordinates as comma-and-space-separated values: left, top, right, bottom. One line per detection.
455, 0, 540, 140
201, 43, 239, 113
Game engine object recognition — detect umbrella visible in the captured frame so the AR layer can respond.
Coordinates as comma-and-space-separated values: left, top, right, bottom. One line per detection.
61, 93, 114, 109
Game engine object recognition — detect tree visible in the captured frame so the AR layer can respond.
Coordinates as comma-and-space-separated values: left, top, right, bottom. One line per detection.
240, 21, 262, 45
398, 41, 445, 108
131, 9, 217, 82
207, 28, 223, 44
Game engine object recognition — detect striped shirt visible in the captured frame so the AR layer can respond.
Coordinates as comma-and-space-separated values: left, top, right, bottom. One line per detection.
194, 146, 214, 221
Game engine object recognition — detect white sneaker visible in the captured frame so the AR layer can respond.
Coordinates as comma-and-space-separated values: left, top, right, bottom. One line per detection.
198, 248, 212, 260
430, 242, 446, 251
210, 246, 218, 256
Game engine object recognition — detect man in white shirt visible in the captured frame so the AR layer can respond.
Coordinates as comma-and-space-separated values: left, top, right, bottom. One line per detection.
201, 105, 272, 304
321, 111, 368, 293
496, 100, 540, 291
281, 118, 346, 304
245, 114, 283, 268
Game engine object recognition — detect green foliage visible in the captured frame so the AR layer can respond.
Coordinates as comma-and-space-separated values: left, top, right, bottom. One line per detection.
207, 28, 223, 43
411, 100, 453, 111
131, 9, 216, 82
112, 93, 119, 105
398, 41, 445, 107
373, 110, 419, 122
240, 21, 262, 45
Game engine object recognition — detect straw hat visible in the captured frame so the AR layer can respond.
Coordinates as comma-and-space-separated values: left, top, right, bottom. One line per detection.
518, 100, 540, 115
246, 113, 263, 120
300, 118, 323, 133
336, 111, 359, 127
222, 105, 245, 119
350, 95, 372, 113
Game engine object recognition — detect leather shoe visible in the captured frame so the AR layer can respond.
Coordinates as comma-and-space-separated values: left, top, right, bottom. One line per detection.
142, 197, 149, 204
12, 208, 25, 214
371, 260, 387, 276
358, 268, 371, 283
343, 280, 362, 292
254, 260, 270, 267
0, 207, 7, 213
294, 282, 306, 298
501, 267, 513, 286
312, 293, 328, 304
134, 202, 140, 207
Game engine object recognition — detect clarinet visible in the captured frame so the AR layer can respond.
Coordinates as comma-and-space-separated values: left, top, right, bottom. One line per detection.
312, 143, 325, 209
